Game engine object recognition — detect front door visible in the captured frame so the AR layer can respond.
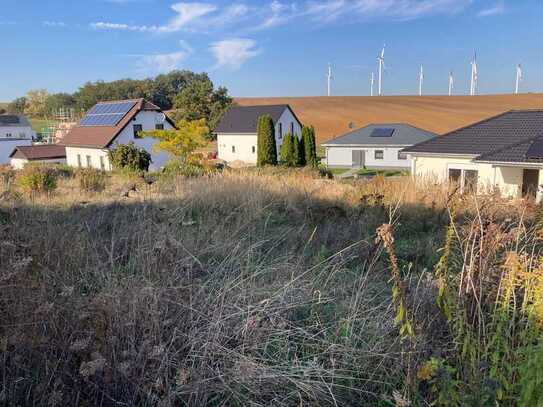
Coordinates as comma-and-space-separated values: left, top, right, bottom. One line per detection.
352, 150, 365, 167
522, 169, 539, 198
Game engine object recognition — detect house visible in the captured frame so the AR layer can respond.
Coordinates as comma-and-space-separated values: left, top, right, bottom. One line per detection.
9, 145, 66, 169
0, 115, 34, 165
402, 110, 543, 200
215, 105, 302, 165
322, 123, 436, 170
61, 99, 175, 171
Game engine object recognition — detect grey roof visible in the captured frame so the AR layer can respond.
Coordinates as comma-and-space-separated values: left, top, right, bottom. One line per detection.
0, 115, 32, 128
322, 123, 437, 146
215, 105, 301, 134
403, 110, 543, 162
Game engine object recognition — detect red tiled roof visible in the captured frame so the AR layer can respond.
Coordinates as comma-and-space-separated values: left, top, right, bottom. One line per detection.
10, 144, 66, 160
61, 99, 169, 148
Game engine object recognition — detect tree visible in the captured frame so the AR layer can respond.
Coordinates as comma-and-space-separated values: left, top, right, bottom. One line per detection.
44, 93, 76, 117
256, 115, 277, 166
25, 89, 49, 118
298, 133, 306, 166
8, 97, 27, 114
108, 142, 152, 172
280, 133, 302, 167
145, 118, 208, 161
302, 126, 318, 167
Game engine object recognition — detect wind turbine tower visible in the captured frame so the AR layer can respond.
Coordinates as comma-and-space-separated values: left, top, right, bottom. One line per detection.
470, 52, 478, 96
515, 64, 523, 94
370, 72, 375, 96
378, 45, 385, 96
448, 71, 454, 96
327, 63, 332, 97
418, 65, 424, 96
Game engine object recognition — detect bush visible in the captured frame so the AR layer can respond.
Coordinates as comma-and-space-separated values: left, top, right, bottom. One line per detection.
16, 165, 58, 194
280, 133, 302, 167
108, 142, 151, 172
256, 115, 277, 166
55, 164, 75, 178
77, 168, 107, 193
162, 155, 219, 178
302, 126, 318, 167
0, 165, 16, 187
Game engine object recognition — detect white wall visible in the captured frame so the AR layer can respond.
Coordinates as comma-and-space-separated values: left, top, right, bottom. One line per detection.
0, 139, 32, 165
325, 146, 411, 169
66, 110, 174, 171
10, 157, 66, 170
217, 107, 303, 165
0, 125, 34, 140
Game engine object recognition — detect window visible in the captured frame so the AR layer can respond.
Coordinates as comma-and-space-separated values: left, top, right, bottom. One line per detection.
6, 133, 11, 138
448, 169, 462, 185
290, 122, 294, 135
448, 168, 478, 194
374, 150, 384, 160
232, 146, 236, 153
398, 151, 407, 160
155, 123, 164, 130
86, 155, 92, 168
133, 124, 143, 138
252, 146, 256, 154
77, 154, 82, 168
100, 156, 105, 171
278, 123, 283, 139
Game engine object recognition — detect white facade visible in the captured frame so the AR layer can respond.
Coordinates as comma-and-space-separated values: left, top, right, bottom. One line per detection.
10, 157, 66, 170
0, 139, 33, 165
325, 145, 411, 169
65, 110, 174, 171
217, 108, 302, 165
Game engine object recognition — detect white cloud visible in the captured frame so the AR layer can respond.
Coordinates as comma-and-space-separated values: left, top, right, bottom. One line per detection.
210, 38, 260, 70
477, 1, 505, 17
134, 40, 193, 73
43, 21, 67, 27
160, 2, 217, 32
91, 22, 159, 32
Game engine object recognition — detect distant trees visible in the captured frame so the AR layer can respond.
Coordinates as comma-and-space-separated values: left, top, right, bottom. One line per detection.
7, 97, 27, 114
256, 115, 278, 167
24, 89, 49, 118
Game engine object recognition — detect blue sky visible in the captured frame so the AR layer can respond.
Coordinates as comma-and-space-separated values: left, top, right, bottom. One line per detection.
3, 0, 543, 100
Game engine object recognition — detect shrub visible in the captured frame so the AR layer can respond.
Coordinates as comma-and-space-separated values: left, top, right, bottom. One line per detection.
0, 164, 16, 187
108, 142, 151, 172
16, 165, 57, 194
162, 155, 219, 178
256, 115, 277, 166
55, 164, 75, 178
77, 168, 107, 193
280, 133, 302, 167
302, 126, 318, 167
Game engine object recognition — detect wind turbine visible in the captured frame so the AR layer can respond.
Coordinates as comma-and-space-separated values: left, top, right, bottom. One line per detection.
418, 65, 424, 96
515, 64, 523, 94
327, 63, 332, 97
377, 45, 385, 96
370, 72, 375, 96
470, 52, 478, 96
448, 71, 454, 96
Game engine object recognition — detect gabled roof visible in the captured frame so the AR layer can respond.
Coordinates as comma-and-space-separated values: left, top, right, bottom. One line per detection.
61, 98, 173, 148
403, 110, 543, 159
215, 104, 301, 134
0, 115, 32, 128
10, 144, 66, 160
322, 123, 436, 146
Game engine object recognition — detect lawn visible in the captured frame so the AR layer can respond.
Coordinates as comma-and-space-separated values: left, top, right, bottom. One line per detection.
357, 168, 408, 177
29, 118, 58, 133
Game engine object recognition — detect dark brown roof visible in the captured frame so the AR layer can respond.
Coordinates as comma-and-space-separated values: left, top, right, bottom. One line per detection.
10, 144, 66, 160
403, 110, 543, 159
61, 98, 173, 148
215, 104, 302, 134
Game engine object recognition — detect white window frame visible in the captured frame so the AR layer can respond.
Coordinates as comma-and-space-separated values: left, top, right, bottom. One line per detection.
374, 150, 384, 160
447, 165, 479, 193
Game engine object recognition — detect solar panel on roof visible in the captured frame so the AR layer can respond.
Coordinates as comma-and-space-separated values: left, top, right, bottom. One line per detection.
0, 115, 20, 125
81, 101, 137, 127
526, 138, 543, 159
370, 128, 395, 137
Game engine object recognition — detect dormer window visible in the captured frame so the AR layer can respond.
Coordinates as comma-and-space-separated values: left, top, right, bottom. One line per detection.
133, 124, 143, 139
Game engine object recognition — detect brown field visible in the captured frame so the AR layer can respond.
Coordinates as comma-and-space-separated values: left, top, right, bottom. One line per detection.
236, 94, 543, 143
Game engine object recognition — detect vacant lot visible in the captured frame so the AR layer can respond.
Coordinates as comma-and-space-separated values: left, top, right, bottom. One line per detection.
237, 94, 543, 143
1, 168, 542, 405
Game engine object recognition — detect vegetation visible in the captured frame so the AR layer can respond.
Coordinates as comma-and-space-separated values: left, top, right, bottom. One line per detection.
279, 133, 299, 166
108, 143, 152, 172
358, 168, 407, 177
77, 168, 107, 193
302, 125, 318, 167
15, 164, 58, 194
2, 166, 543, 405
256, 114, 277, 166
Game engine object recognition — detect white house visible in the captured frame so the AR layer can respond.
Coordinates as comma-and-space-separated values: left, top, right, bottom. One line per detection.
62, 99, 175, 171
9, 145, 66, 169
403, 110, 543, 201
215, 104, 303, 165
322, 123, 436, 170
0, 115, 34, 165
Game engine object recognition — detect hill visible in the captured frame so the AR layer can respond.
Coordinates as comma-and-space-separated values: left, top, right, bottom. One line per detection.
236, 94, 543, 143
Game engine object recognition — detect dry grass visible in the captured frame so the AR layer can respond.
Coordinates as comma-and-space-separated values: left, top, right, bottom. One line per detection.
0, 168, 540, 405
236, 94, 543, 143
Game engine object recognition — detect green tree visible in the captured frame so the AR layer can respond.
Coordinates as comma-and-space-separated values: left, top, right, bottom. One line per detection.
8, 97, 27, 114
44, 93, 76, 117
256, 115, 277, 166
145, 119, 208, 162
108, 142, 152, 172
302, 126, 318, 167
298, 132, 306, 166
280, 133, 301, 167
25, 89, 49, 118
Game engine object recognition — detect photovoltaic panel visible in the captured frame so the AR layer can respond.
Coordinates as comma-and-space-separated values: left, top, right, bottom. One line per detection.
526, 138, 543, 159
81, 101, 137, 127
370, 128, 395, 137
0, 115, 20, 125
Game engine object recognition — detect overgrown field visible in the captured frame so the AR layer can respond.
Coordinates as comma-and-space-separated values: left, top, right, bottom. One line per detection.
1, 168, 542, 406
